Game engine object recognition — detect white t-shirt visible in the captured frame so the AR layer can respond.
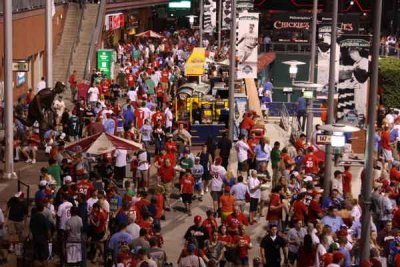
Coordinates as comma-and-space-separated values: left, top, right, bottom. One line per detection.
210, 165, 227, 179
141, 107, 151, 120
165, 108, 173, 128
235, 140, 250, 162
37, 80, 46, 92
114, 149, 127, 167
57, 201, 73, 230
351, 205, 361, 222
127, 222, 141, 239
88, 86, 99, 102
331, 177, 343, 195
248, 176, 261, 199
127, 90, 137, 102
87, 197, 98, 213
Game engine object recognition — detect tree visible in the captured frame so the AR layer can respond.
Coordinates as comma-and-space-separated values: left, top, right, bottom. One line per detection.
380, 57, 400, 108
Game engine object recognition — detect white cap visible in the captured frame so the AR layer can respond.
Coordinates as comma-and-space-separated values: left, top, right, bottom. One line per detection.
39, 180, 48, 187
292, 171, 300, 177
64, 176, 72, 183
304, 176, 313, 182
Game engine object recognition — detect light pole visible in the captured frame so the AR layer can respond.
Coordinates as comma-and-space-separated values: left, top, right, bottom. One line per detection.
46, 0, 53, 88
3, 0, 15, 180
228, 0, 236, 140
307, 0, 318, 143
360, 0, 382, 262
323, 0, 338, 201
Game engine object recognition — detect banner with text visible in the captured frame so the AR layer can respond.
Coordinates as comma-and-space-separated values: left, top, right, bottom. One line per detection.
237, 12, 259, 79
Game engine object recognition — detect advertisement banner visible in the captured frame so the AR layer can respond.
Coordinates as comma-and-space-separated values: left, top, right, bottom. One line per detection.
270, 13, 312, 43
105, 14, 125, 31
97, 49, 114, 79
336, 35, 370, 122
185, 48, 206, 76
203, 0, 217, 33
236, 12, 259, 79
222, 0, 232, 30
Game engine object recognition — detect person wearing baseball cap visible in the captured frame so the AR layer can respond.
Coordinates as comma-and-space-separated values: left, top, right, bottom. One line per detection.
184, 215, 208, 249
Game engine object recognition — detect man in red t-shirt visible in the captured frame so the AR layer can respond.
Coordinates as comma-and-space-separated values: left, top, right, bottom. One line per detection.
202, 210, 218, 240
303, 149, 319, 174
342, 165, 352, 197
22, 131, 40, 164
381, 126, 393, 170
126, 72, 136, 89
76, 174, 95, 200
160, 68, 169, 90
101, 78, 111, 100
233, 226, 251, 263
225, 205, 248, 235
89, 202, 108, 258
180, 170, 195, 215
267, 186, 287, 226
292, 194, 308, 223
135, 106, 145, 129
151, 107, 166, 126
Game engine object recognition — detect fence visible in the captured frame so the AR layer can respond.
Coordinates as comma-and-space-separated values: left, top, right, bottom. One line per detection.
0, 0, 68, 14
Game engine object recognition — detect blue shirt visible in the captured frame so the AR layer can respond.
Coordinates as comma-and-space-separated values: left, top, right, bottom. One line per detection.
321, 215, 344, 233
297, 97, 306, 112
110, 195, 122, 213
123, 108, 135, 127
104, 119, 115, 135
339, 247, 351, 267
108, 231, 133, 258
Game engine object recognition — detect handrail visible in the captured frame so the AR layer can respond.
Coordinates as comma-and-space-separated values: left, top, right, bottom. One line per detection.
65, 4, 85, 83
83, 0, 107, 81
17, 179, 30, 207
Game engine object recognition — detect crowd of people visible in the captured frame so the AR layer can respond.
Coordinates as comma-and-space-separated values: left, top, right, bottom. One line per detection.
2, 27, 400, 267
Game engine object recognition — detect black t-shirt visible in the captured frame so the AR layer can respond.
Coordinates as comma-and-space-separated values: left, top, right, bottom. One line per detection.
184, 225, 209, 249
7, 197, 28, 222
217, 138, 232, 158
260, 234, 287, 265
30, 212, 49, 241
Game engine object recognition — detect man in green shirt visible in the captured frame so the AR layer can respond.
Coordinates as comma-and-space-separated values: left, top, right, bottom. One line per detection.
47, 158, 63, 186
145, 77, 155, 96
270, 141, 281, 187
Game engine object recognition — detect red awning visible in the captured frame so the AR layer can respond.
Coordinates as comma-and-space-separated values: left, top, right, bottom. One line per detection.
257, 52, 276, 73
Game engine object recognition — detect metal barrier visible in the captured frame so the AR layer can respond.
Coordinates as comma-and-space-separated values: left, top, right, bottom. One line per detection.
83, 0, 106, 80
17, 179, 30, 207
0, 0, 68, 14
279, 103, 290, 132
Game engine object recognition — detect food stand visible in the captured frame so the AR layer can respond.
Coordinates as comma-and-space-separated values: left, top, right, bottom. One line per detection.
176, 83, 227, 145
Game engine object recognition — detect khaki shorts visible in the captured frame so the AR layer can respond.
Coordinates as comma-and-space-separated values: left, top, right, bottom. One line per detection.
162, 182, 173, 196
8, 220, 24, 242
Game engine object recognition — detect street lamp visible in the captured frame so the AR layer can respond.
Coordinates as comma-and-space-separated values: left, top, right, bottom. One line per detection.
282, 60, 306, 83
186, 15, 198, 29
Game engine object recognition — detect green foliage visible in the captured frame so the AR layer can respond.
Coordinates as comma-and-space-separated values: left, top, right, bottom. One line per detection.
380, 57, 400, 108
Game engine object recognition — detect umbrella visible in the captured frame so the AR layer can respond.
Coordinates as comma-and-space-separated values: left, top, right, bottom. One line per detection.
135, 30, 163, 38
65, 133, 143, 155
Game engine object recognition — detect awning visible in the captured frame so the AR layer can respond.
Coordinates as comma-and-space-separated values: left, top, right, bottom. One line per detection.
65, 133, 143, 155
257, 52, 276, 73
185, 48, 206, 76
177, 83, 210, 100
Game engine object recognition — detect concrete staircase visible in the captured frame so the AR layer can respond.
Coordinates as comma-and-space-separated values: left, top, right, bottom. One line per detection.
69, 4, 100, 81
53, 3, 81, 85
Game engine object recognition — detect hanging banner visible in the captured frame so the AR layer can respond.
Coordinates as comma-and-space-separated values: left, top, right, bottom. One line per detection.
336, 35, 370, 122
203, 0, 217, 33
222, 0, 232, 30
236, 12, 259, 79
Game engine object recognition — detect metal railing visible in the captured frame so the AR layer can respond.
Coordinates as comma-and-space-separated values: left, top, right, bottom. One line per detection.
83, 0, 106, 80
0, 0, 68, 14
279, 103, 290, 132
65, 5, 85, 83
259, 42, 311, 54
17, 179, 30, 207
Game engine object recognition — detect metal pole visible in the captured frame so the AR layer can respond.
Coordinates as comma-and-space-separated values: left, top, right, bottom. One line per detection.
306, 0, 318, 143
46, 0, 53, 88
228, 0, 236, 140
3, 0, 15, 180
218, 0, 222, 48
360, 0, 382, 262
199, 0, 204, 48
323, 0, 338, 200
